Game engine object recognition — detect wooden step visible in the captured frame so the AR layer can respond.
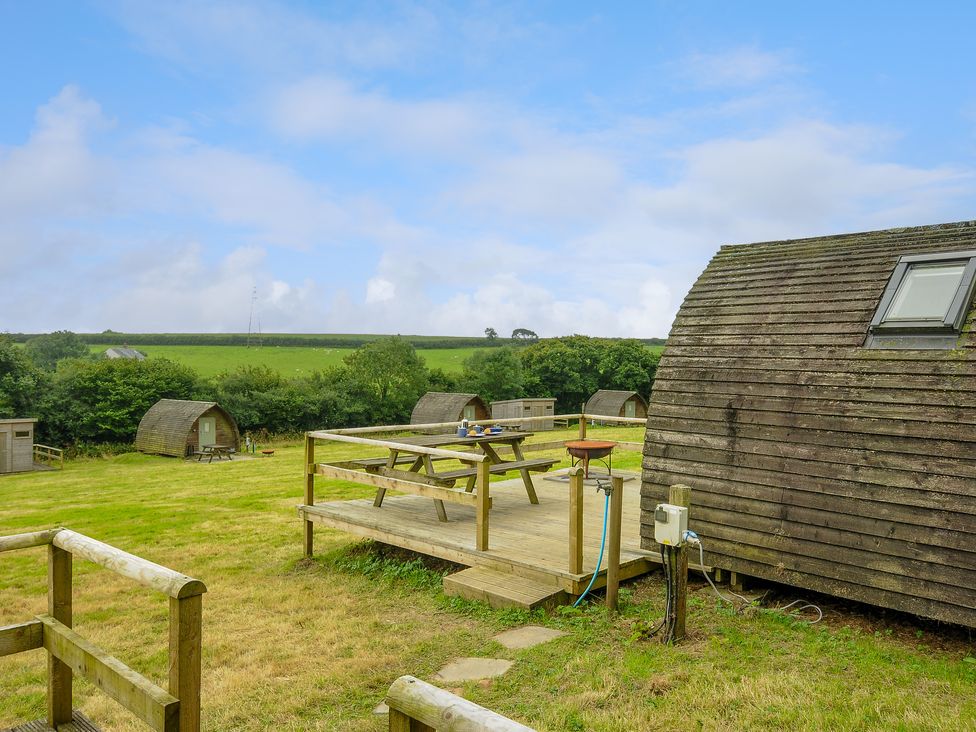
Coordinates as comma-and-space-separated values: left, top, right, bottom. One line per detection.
443, 566, 569, 610
5, 711, 101, 732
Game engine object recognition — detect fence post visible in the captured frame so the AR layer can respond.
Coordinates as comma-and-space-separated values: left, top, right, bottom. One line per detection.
606, 475, 624, 612
476, 460, 490, 551
568, 467, 583, 574
47, 544, 72, 726
669, 484, 692, 641
170, 594, 203, 732
304, 433, 315, 558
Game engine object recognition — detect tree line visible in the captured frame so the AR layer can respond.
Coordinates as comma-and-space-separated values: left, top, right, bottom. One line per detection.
0, 332, 659, 451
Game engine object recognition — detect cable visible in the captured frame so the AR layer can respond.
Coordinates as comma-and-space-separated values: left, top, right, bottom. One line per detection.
572, 489, 611, 608
685, 531, 823, 624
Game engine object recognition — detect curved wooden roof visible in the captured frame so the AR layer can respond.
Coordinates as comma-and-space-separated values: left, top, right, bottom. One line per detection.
641, 219, 976, 628
410, 392, 488, 425
134, 399, 239, 457
584, 390, 646, 417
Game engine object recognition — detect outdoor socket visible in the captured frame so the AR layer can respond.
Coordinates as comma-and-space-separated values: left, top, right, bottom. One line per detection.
654, 503, 689, 547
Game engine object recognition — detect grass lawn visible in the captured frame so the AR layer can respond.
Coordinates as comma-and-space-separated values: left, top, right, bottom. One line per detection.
85, 344, 668, 377
86, 344, 495, 377
1, 425, 973, 731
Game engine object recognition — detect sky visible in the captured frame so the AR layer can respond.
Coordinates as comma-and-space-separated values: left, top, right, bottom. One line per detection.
1, 1, 975, 338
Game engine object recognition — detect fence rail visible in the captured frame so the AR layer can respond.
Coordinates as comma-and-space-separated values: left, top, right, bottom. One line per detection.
386, 675, 536, 731
33, 443, 64, 469
0, 528, 205, 732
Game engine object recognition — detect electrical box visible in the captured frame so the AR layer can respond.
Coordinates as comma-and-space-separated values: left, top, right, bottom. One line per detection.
654, 503, 688, 546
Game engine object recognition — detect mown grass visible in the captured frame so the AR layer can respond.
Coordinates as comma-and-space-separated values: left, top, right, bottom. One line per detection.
86, 343, 495, 376
1, 425, 973, 731
85, 344, 668, 377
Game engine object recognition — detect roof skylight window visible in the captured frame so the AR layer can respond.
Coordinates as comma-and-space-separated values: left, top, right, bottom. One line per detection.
867, 250, 976, 349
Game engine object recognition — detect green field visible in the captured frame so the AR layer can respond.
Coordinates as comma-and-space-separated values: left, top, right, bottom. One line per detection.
1, 425, 973, 730
89, 344, 494, 377
88, 343, 668, 378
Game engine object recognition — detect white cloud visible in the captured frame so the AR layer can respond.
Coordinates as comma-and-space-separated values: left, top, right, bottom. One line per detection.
106, 0, 433, 72
365, 277, 396, 304
270, 77, 489, 156
677, 46, 800, 89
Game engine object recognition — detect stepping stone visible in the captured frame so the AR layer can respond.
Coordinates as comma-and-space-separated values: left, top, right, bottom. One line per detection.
373, 702, 389, 715
493, 625, 567, 650
433, 657, 513, 683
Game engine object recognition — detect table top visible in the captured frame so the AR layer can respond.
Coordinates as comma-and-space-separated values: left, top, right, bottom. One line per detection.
202, 444, 232, 451
393, 431, 533, 449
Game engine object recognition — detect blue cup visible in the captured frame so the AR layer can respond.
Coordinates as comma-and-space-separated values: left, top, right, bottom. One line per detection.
457, 427, 468, 437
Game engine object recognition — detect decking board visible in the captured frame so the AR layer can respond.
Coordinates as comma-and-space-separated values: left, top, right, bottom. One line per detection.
302, 472, 655, 595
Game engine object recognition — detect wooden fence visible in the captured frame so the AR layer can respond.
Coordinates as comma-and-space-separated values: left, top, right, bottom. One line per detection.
0, 528, 205, 732
386, 675, 535, 731
32, 444, 64, 470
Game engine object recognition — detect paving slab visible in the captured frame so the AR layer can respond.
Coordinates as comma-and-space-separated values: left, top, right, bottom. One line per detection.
433, 657, 514, 682
493, 625, 567, 650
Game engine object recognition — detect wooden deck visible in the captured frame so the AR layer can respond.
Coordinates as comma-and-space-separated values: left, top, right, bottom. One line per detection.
301, 469, 657, 603
4, 711, 101, 732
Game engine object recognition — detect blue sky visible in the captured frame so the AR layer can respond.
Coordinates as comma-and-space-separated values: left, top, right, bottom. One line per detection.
2, 1, 974, 337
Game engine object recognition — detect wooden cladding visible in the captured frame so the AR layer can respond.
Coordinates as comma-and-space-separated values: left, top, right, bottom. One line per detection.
641, 219, 976, 628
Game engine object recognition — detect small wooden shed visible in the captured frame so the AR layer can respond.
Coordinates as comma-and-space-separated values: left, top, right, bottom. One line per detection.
642, 220, 976, 628
0, 418, 37, 474
135, 399, 240, 457
490, 398, 556, 430
410, 392, 489, 430
585, 390, 648, 421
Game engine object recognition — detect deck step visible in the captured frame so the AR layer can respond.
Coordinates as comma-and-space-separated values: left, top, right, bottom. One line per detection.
443, 566, 569, 610
5, 711, 101, 732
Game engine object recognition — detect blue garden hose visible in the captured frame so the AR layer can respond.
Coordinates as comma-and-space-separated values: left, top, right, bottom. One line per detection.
572, 488, 611, 608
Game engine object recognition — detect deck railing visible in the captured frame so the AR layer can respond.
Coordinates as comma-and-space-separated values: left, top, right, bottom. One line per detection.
303, 412, 642, 562
386, 675, 535, 731
0, 528, 206, 732
33, 443, 64, 469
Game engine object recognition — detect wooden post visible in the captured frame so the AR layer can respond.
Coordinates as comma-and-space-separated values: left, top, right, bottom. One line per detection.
476, 461, 490, 551
304, 433, 315, 557
389, 708, 434, 731
170, 594, 203, 732
669, 484, 692, 641
606, 475, 624, 612
47, 544, 72, 726
568, 467, 583, 574
578, 404, 587, 440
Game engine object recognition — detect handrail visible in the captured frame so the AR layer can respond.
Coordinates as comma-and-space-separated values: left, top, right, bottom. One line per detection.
33, 443, 64, 469
53, 529, 206, 599
386, 675, 536, 731
323, 413, 583, 435
308, 431, 489, 463
0, 528, 205, 732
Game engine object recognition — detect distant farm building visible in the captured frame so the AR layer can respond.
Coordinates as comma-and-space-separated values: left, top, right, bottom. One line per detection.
410, 392, 489, 429
104, 347, 146, 360
0, 418, 36, 474
585, 390, 648, 421
490, 398, 556, 430
642, 220, 976, 628
135, 399, 240, 458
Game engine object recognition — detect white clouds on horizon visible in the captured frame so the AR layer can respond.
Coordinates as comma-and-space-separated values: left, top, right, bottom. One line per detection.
3, 26, 975, 339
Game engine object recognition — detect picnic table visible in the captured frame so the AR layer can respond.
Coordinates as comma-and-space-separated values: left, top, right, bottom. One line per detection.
197, 444, 234, 463
354, 431, 558, 521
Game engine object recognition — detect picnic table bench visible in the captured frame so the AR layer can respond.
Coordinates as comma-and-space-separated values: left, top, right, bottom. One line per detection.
347, 431, 558, 521
196, 444, 234, 463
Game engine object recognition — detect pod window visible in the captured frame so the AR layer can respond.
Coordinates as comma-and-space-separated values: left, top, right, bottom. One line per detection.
867, 250, 976, 349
